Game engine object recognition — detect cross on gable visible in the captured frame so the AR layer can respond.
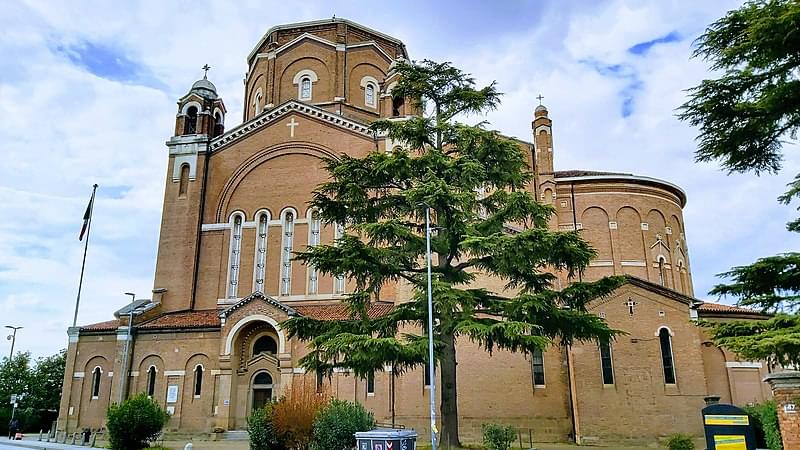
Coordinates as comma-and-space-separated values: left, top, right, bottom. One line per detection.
625, 298, 637, 315
286, 117, 299, 137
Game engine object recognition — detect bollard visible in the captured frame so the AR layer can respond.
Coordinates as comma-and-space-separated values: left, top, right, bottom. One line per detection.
39, 430, 43, 441
90, 432, 97, 447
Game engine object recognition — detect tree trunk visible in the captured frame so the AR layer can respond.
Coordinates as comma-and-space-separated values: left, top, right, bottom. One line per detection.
439, 332, 461, 448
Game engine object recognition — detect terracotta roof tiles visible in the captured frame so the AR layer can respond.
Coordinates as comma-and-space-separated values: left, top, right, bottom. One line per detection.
696, 302, 767, 316
293, 302, 394, 321
80, 319, 120, 331
138, 310, 221, 329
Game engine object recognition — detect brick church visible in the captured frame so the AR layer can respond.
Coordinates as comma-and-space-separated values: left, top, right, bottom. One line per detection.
58, 18, 774, 444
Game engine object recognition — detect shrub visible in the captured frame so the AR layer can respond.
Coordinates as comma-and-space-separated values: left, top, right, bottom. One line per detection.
311, 399, 376, 450
106, 394, 169, 450
481, 423, 516, 450
664, 433, 695, 450
272, 379, 329, 450
744, 401, 783, 450
247, 403, 283, 450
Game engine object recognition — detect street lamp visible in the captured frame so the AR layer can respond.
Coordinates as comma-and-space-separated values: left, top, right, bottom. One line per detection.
5, 326, 22, 361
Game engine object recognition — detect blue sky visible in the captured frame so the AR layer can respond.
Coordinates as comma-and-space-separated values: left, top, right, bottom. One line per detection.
1, 0, 798, 357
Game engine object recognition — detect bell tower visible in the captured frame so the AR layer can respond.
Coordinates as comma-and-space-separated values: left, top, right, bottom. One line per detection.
532, 102, 555, 204
152, 69, 226, 313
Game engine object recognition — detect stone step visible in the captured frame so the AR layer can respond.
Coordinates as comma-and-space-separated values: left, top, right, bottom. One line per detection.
222, 430, 249, 441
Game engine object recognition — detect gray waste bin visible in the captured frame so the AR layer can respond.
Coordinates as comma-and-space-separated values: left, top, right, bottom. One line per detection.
355, 428, 417, 450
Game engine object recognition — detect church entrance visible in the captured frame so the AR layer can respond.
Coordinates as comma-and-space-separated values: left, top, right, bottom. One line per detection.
252, 371, 274, 410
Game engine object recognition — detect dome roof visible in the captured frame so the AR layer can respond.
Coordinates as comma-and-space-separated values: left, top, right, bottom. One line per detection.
190, 77, 218, 99
535, 104, 548, 113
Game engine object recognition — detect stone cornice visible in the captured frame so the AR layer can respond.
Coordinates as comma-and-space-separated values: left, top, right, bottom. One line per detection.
210, 100, 372, 152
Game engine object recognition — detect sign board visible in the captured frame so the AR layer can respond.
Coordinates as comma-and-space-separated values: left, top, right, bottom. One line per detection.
784, 403, 796, 414
702, 403, 757, 450
9, 394, 16, 404
166, 385, 179, 404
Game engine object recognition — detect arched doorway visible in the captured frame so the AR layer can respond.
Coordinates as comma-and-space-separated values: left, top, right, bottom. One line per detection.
252, 371, 274, 411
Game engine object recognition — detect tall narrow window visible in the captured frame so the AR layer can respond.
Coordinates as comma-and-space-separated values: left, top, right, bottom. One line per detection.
147, 366, 157, 397
392, 96, 404, 117
367, 370, 375, 395
599, 342, 614, 385
91, 367, 102, 398
300, 77, 312, 100
678, 262, 687, 293
365, 84, 376, 107
184, 106, 197, 134
193, 365, 203, 397
659, 328, 676, 384
424, 360, 433, 387
178, 164, 189, 198
254, 213, 269, 293
532, 348, 545, 386
281, 211, 295, 296
308, 210, 321, 294
657, 257, 666, 286
316, 370, 324, 393
334, 222, 345, 294
227, 214, 243, 299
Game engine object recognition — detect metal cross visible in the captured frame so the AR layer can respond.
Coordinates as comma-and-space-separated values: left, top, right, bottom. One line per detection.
202, 64, 211, 78
625, 298, 637, 315
286, 117, 299, 137
536, 94, 544, 105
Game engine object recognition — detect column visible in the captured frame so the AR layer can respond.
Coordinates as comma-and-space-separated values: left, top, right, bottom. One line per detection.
764, 372, 800, 450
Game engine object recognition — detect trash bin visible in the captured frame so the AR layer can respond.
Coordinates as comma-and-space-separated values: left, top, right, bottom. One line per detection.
355, 428, 417, 450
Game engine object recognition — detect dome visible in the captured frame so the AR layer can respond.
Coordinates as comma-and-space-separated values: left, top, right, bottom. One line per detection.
190, 77, 218, 99
535, 104, 548, 113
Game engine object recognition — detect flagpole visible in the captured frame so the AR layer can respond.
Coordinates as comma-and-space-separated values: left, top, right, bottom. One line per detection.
72, 184, 98, 328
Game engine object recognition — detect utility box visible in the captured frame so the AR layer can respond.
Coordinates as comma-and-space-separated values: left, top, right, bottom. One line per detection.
356, 428, 417, 450
702, 403, 757, 450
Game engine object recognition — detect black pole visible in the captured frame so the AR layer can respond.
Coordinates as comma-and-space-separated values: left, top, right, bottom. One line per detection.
72, 184, 98, 328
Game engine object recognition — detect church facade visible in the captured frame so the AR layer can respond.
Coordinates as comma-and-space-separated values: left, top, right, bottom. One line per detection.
57, 19, 773, 444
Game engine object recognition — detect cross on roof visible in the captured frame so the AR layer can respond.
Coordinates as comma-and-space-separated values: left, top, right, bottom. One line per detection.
202, 64, 211, 79
625, 298, 637, 315
536, 94, 544, 105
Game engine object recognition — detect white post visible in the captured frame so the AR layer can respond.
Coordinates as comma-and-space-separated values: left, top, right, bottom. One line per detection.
425, 207, 437, 450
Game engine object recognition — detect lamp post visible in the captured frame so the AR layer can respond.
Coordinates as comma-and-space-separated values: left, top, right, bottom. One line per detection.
118, 293, 136, 402
5, 326, 22, 361
424, 207, 438, 450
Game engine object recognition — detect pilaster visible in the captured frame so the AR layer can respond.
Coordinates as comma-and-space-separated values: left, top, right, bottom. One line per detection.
764, 372, 800, 450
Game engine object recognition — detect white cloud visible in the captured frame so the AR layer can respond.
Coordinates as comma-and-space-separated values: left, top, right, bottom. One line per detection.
1, 0, 797, 357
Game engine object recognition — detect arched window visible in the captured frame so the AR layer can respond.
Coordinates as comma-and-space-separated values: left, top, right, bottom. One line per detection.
365, 84, 376, 108
280, 211, 295, 296
334, 222, 345, 294
392, 96, 404, 117
657, 257, 666, 286
659, 328, 676, 384
184, 106, 198, 134
254, 212, 269, 293
599, 342, 614, 385
253, 90, 262, 115
147, 366, 157, 397
532, 348, 545, 386
227, 214, 244, 298
253, 335, 278, 356
254, 372, 272, 385
178, 164, 190, 198
214, 111, 224, 136
91, 367, 102, 399
308, 210, 321, 294
300, 77, 312, 100
193, 365, 203, 397
366, 370, 375, 395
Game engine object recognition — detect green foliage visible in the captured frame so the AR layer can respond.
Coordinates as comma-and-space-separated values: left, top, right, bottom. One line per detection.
282, 59, 625, 447
247, 403, 283, 450
106, 394, 169, 450
481, 423, 516, 450
744, 401, 783, 450
311, 399, 375, 450
710, 253, 800, 312
0, 350, 65, 434
664, 433, 695, 450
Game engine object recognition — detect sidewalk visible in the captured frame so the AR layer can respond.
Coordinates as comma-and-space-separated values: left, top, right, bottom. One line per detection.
0, 437, 250, 450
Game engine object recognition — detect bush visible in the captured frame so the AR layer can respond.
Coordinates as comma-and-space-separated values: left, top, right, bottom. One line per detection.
106, 394, 169, 450
311, 399, 375, 450
664, 433, 695, 450
272, 379, 329, 450
481, 423, 516, 450
744, 401, 783, 450
247, 403, 283, 450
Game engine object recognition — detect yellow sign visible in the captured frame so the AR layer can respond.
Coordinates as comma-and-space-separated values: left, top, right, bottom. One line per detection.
713, 435, 747, 450
704, 415, 749, 426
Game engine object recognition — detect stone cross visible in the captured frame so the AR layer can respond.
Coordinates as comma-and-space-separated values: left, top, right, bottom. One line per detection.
286, 117, 299, 137
625, 298, 637, 315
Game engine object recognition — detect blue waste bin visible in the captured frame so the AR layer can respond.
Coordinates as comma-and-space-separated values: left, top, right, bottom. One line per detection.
355, 429, 417, 450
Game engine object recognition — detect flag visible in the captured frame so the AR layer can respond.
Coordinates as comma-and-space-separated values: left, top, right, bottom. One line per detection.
79, 189, 96, 241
